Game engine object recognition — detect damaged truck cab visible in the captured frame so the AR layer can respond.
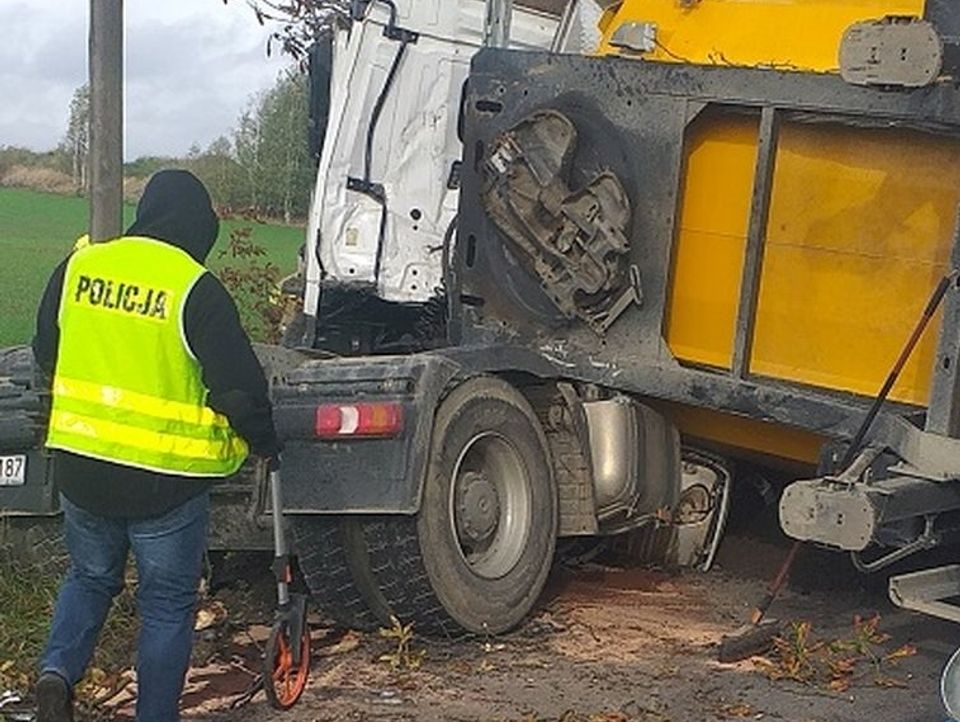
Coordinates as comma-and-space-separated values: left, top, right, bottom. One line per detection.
276, 0, 734, 635
276, 0, 960, 634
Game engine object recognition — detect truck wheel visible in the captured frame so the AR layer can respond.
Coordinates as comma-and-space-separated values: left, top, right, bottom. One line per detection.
291, 517, 391, 630
363, 377, 558, 635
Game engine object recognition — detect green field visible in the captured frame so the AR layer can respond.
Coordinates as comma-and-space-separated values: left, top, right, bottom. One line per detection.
0, 188, 305, 346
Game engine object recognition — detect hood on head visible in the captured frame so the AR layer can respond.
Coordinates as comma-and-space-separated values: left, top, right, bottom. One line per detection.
125, 169, 220, 263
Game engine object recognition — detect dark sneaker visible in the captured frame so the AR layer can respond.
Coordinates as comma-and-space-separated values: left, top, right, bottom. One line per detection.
35, 672, 73, 722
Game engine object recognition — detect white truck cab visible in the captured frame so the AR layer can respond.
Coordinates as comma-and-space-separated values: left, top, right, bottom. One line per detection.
304, 1, 597, 312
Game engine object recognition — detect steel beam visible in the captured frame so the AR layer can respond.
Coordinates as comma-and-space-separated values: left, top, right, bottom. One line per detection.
890, 565, 960, 624
732, 106, 780, 379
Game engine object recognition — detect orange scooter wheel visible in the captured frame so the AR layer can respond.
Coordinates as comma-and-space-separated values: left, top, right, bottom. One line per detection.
264, 620, 311, 710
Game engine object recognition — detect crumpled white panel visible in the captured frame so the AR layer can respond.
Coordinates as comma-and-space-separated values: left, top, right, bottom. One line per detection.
305, 1, 560, 313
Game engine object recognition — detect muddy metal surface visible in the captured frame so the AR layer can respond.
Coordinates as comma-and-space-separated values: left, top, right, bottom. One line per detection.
93, 530, 950, 722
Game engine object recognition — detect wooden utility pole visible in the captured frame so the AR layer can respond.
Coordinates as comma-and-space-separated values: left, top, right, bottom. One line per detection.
88, 0, 123, 242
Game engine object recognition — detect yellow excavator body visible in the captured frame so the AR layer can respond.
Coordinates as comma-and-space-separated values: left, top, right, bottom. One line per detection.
598, 0, 926, 71
595, 1, 955, 464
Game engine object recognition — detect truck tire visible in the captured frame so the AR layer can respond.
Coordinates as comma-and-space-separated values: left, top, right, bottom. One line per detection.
362, 377, 558, 636
291, 517, 391, 630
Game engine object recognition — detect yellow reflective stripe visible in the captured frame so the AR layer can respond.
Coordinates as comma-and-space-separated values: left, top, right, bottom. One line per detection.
49, 409, 246, 462
44, 440, 242, 478
54, 376, 230, 429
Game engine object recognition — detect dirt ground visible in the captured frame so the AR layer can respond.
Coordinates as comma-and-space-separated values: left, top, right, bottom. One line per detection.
78, 527, 958, 722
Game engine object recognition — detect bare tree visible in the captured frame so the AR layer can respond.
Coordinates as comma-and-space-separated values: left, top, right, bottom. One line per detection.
225, 0, 348, 63
187, 136, 242, 208
233, 102, 264, 209
258, 72, 312, 223
62, 84, 90, 193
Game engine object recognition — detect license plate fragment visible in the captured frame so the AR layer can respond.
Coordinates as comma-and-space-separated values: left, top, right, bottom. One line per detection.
0, 454, 26, 486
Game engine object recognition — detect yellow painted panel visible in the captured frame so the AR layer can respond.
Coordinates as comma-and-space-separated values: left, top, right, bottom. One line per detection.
599, 0, 925, 72
666, 114, 758, 369
751, 123, 960, 405
658, 402, 824, 465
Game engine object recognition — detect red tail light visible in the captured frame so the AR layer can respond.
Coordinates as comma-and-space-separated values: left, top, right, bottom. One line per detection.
315, 402, 404, 439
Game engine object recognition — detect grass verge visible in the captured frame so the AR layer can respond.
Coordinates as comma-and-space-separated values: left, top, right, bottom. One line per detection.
0, 534, 140, 716
0, 187, 304, 346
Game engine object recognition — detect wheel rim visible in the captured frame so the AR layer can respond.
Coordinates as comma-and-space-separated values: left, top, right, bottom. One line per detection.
450, 431, 532, 579
269, 626, 310, 707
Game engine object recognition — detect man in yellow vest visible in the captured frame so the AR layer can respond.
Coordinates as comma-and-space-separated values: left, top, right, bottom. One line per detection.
32, 170, 280, 722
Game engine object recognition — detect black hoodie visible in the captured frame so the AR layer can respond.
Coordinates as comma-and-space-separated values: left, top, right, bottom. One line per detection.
33, 170, 280, 520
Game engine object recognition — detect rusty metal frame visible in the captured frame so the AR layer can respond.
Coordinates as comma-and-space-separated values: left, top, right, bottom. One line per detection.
456, 49, 960, 450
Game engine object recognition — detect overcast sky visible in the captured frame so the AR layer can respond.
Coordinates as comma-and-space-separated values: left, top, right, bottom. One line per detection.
0, 0, 291, 159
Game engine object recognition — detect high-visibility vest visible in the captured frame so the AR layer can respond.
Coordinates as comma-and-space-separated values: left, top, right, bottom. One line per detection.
46, 236, 249, 477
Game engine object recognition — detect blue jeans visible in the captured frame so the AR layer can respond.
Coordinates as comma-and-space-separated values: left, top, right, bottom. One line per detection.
40, 492, 209, 722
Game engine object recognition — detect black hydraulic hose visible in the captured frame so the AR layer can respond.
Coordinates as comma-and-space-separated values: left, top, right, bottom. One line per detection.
347, 0, 415, 285
364, 39, 409, 184
441, 214, 463, 344
366, 39, 410, 283
351, 0, 397, 26
378, 0, 398, 27
371, 202, 389, 282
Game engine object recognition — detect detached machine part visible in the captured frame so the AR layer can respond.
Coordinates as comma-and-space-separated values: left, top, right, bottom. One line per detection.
779, 271, 960, 628
780, 271, 960, 561
618, 451, 732, 571
482, 110, 641, 334
722, 271, 958, 662
582, 396, 731, 569
674, 453, 733, 571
